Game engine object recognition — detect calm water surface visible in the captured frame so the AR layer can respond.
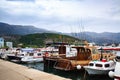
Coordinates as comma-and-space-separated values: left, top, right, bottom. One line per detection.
21, 62, 113, 80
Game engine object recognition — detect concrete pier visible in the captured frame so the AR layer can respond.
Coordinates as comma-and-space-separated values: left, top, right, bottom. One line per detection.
0, 59, 71, 80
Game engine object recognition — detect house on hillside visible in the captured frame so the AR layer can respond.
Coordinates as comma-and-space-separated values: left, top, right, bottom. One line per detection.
6, 42, 13, 48
0, 37, 4, 48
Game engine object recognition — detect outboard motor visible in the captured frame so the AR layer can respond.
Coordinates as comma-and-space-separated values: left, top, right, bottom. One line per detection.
108, 52, 120, 80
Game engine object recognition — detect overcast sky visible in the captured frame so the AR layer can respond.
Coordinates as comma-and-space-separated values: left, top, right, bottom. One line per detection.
0, 0, 120, 33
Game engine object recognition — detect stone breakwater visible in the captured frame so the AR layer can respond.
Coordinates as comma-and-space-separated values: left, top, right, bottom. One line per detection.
0, 59, 71, 80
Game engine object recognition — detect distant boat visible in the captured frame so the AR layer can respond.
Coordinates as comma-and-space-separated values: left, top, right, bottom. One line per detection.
0, 48, 44, 63
21, 51, 44, 63
98, 46, 120, 51
84, 59, 115, 75
0, 48, 19, 60
5, 48, 35, 61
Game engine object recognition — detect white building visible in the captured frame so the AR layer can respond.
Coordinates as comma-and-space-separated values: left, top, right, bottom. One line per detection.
0, 37, 4, 48
6, 42, 13, 48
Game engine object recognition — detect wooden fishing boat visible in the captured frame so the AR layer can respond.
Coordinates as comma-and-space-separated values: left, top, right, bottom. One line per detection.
52, 45, 92, 71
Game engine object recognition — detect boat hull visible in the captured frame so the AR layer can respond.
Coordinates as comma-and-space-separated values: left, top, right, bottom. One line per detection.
21, 57, 43, 63
7, 55, 21, 60
84, 67, 114, 75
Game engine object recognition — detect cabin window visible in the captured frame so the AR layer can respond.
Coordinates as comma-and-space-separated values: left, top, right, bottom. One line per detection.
37, 53, 41, 56
115, 56, 120, 62
21, 54, 24, 56
116, 56, 120, 59
95, 64, 102, 67
105, 64, 110, 67
29, 53, 34, 56
89, 63, 94, 66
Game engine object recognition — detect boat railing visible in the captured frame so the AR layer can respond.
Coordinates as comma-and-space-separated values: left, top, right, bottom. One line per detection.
65, 61, 71, 71
54, 59, 72, 71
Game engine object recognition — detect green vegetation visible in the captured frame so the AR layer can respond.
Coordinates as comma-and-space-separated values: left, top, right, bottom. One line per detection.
2, 33, 85, 48
18, 33, 83, 47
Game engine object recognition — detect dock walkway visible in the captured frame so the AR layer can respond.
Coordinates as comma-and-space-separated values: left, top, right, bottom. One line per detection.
0, 59, 71, 80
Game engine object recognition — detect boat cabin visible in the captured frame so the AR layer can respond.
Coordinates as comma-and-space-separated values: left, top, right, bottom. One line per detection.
88, 60, 115, 69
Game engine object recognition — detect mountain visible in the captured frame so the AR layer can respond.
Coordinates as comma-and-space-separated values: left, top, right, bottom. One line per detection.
0, 22, 120, 45
0, 22, 50, 35
67, 32, 120, 45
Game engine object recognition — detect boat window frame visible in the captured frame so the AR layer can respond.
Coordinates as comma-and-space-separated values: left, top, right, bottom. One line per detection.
29, 53, 34, 56
105, 64, 110, 68
21, 54, 24, 56
95, 64, 103, 67
37, 53, 42, 56
89, 63, 94, 66
115, 56, 120, 62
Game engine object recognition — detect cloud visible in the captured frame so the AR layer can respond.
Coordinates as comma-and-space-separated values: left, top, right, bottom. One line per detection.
6, 0, 35, 2
0, 0, 120, 33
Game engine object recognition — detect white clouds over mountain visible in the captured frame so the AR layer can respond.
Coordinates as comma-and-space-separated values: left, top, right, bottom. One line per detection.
0, 0, 120, 33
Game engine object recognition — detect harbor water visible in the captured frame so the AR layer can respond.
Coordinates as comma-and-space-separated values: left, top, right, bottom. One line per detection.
21, 62, 113, 80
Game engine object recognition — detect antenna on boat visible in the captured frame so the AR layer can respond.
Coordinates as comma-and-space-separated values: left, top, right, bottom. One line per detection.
70, 23, 78, 45
78, 18, 86, 46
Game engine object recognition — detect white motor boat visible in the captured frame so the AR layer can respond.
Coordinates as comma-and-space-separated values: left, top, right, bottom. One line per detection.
21, 52, 44, 63
109, 52, 120, 80
84, 59, 115, 75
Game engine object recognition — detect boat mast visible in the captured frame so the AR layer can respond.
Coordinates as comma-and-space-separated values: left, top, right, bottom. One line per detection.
100, 47, 103, 60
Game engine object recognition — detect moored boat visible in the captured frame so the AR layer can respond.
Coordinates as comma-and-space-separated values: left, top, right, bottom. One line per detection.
84, 59, 115, 75
108, 52, 120, 80
52, 45, 92, 71
21, 51, 44, 63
